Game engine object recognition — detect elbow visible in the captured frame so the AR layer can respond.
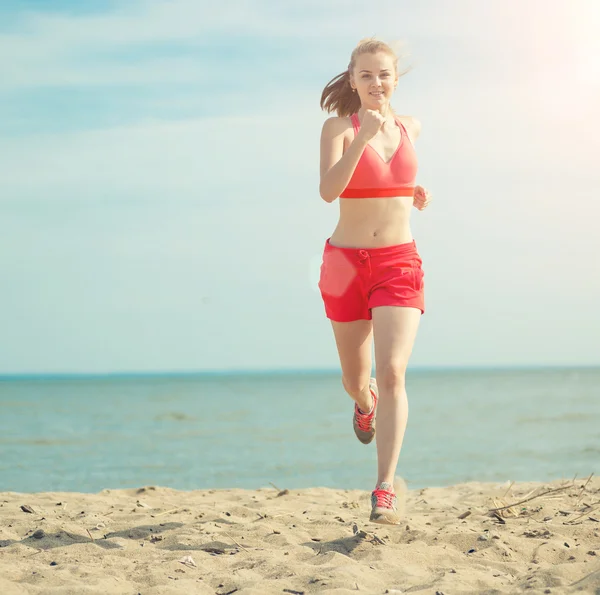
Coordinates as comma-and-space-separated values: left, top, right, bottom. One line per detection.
319, 183, 337, 203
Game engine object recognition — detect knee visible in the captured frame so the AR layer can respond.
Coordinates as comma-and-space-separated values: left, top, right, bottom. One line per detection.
341, 374, 371, 398
376, 362, 408, 394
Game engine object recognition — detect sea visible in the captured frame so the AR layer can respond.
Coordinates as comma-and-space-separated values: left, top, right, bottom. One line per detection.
0, 367, 598, 494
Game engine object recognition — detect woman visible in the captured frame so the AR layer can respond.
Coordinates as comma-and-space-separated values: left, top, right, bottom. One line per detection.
318, 38, 431, 525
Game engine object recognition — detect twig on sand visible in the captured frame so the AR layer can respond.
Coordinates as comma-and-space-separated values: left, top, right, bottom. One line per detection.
575, 473, 594, 507
26, 549, 43, 557
225, 532, 249, 554
491, 498, 518, 518
502, 481, 515, 498
269, 482, 289, 497
519, 487, 541, 502
489, 484, 573, 513
255, 511, 290, 520
153, 508, 180, 517
490, 511, 506, 524
86, 529, 94, 542
570, 568, 600, 588
564, 502, 600, 525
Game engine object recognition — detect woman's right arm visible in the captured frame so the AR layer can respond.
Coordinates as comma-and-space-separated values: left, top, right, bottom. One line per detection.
319, 117, 368, 203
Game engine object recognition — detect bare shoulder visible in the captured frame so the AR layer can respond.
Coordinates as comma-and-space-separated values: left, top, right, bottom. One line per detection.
321, 115, 353, 138
397, 115, 422, 143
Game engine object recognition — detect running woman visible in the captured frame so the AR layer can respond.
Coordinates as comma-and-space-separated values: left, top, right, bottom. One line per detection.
318, 38, 432, 525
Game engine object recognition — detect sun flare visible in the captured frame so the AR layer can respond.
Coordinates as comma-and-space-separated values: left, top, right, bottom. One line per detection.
573, 0, 600, 87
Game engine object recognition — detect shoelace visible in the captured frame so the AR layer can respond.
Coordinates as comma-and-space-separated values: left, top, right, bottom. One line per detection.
355, 388, 377, 431
355, 405, 375, 431
373, 488, 396, 509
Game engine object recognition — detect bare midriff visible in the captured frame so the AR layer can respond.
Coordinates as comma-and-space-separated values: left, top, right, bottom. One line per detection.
328, 195, 414, 249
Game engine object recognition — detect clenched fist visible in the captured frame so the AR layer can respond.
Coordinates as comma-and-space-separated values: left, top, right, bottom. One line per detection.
413, 185, 432, 210
356, 110, 386, 142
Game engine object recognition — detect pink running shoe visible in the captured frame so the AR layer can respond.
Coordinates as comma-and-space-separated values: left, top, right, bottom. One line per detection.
353, 378, 378, 444
370, 478, 407, 525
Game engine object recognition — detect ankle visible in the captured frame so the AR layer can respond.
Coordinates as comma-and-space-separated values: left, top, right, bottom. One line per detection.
376, 480, 395, 493
354, 385, 374, 414
357, 398, 374, 415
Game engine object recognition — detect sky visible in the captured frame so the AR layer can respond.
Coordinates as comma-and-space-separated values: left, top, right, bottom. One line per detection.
0, 0, 599, 375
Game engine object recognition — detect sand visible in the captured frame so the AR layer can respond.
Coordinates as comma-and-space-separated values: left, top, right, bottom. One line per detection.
1, 477, 599, 595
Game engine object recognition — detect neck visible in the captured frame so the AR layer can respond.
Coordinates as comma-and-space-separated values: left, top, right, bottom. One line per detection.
359, 104, 393, 117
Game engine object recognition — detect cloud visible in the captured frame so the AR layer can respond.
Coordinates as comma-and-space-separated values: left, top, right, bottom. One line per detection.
0, 1, 379, 89
2, 0, 577, 90
0, 100, 325, 204
1, 75, 597, 209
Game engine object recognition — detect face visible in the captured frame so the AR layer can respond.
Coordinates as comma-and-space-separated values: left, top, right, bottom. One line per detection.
350, 51, 398, 109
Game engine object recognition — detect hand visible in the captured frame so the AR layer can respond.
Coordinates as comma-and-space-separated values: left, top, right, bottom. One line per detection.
356, 110, 385, 142
413, 185, 432, 210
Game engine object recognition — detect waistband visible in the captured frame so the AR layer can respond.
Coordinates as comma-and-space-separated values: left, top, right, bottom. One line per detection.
325, 238, 418, 258
340, 186, 415, 199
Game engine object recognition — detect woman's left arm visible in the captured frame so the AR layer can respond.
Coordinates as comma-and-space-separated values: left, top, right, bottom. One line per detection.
402, 116, 431, 210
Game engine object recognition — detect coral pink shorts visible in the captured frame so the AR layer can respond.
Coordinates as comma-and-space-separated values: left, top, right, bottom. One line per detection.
318, 239, 425, 322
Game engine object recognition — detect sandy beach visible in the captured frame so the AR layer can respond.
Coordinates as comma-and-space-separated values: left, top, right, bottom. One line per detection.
1, 477, 599, 595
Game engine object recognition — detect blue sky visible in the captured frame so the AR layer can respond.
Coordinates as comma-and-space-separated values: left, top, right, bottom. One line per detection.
1, 0, 599, 374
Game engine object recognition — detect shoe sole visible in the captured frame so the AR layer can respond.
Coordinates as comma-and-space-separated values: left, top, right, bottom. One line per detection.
370, 509, 402, 525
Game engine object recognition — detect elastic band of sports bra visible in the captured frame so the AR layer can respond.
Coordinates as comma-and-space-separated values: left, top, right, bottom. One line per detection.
340, 186, 415, 198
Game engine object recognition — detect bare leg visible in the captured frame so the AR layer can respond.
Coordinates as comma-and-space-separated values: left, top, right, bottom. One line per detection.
371, 306, 421, 486
330, 320, 374, 413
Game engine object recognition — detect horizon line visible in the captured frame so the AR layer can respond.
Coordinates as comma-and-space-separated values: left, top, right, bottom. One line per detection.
1, 363, 599, 381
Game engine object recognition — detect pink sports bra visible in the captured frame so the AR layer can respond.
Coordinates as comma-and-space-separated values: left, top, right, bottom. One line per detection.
339, 113, 418, 199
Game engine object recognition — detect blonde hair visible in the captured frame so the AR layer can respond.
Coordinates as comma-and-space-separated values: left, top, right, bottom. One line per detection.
320, 38, 410, 117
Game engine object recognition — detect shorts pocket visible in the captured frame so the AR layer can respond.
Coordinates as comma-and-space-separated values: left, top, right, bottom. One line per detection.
412, 260, 424, 291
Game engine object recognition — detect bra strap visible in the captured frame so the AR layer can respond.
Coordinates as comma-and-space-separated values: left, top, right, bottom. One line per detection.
394, 115, 410, 139
350, 113, 360, 135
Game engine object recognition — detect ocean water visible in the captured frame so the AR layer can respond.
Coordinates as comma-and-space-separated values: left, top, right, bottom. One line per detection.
0, 368, 598, 494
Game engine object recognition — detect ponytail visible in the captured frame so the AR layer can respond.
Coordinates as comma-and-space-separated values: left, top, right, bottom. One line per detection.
320, 69, 362, 117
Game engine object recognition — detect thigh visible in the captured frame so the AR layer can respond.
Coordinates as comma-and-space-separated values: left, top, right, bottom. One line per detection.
330, 319, 373, 384
371, 306, 421, 371
319, 246, 370, 322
